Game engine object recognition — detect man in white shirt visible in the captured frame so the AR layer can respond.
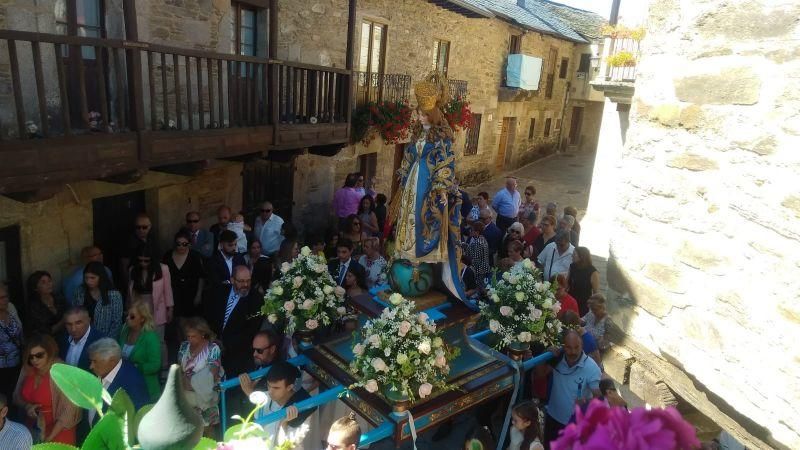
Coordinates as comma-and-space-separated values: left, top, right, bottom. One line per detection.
254, 361, 317, 450
258, 201, 285, 256
60, 307, 103, 372
538, 232, 574, 282
0, 393, 32, 450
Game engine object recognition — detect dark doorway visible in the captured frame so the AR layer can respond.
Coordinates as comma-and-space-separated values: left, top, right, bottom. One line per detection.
92, 190, 146, 289
569, 106, 584, 145
242, 154, 295, 224
0, 225, 24, 320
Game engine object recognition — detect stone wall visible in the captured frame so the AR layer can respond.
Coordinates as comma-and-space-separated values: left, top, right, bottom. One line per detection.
605, 1, 800, 448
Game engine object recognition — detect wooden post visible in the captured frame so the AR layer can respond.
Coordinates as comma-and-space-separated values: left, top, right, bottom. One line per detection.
345, 0, 356, 131
122, 0, 145, 131
269, 0, 278, 59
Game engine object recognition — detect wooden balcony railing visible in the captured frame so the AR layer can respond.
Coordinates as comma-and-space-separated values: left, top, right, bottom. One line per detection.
602, 37, 638, 83
353, 72, 411, 106
0, 30, 351, 193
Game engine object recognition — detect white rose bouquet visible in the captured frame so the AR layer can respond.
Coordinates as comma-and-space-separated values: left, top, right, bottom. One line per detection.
350, 294, 459, 403
261, 246, 346, 335
480, 259, 563, 349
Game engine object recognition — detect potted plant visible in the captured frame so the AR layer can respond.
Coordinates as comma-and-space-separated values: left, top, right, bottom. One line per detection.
349, 293, 458, 412
262, 246, 347, 342
480, 260, 563, 359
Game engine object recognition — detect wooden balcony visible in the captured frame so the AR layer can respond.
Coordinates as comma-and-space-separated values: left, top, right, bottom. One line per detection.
0, 30, 351, 194
591, 36, 638, 103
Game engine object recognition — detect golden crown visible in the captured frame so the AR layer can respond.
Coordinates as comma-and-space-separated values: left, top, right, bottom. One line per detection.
414, 71, 449, 112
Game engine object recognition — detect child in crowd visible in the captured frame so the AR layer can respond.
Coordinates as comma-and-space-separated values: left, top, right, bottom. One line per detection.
464, 425, 495, 450
310, 235, 326, 258
583, 294, 609, 350
508, 401, 543, 450
227, 213, 248, 254
599, 378, 628, 409
553, 274, 579, 319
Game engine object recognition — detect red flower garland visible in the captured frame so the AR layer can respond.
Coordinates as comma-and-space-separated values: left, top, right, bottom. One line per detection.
359, 100, 413, 146
443, 97, 473, 132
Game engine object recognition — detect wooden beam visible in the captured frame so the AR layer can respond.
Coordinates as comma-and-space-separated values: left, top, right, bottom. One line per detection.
345, 0, 356, 71
268, 0, 278, 59
122, 0, 139, 40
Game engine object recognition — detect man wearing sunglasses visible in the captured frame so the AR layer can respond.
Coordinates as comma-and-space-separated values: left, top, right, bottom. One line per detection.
119, 213, 154, 290
185, 211, 213, 258
255, 201, 285, 257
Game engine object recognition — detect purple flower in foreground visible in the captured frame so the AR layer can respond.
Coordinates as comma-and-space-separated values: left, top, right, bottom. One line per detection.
551, 399, 701, 450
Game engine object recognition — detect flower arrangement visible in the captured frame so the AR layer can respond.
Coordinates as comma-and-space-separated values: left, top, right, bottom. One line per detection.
601, 24, 646, 41
351, 100, 413, 146
480, 260, 563, 349
606, 51, 637, 68
262, 246, 347, 335
350, 293, 459, 403
551, 399, 701, 450
442, 96, 473, 132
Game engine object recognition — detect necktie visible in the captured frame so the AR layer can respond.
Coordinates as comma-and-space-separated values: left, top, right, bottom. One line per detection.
338, 263, 346, 285
224, 291, 239, 328
192, 231, 198, 245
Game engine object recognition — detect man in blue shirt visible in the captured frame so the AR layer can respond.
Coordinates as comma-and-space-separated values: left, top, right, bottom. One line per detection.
492, 177, 521, 233
544, 330, 601, 448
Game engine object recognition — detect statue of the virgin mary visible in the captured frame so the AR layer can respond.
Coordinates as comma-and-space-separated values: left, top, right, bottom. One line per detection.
388, 71, 466, 301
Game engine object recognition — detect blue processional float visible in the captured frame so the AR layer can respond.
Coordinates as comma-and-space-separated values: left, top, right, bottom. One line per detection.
216, 71, 564, 449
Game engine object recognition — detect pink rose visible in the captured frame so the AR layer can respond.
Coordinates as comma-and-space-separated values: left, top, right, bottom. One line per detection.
417, 312, 429, 324
398, 320, 412, 337
353, 343, 365, 356
371, 357, 388, 372
499, 306, 513, 317
283, 301, 295, 312
418, 382, 433, 399
305, 319, 319, 330
302, 299, 314, 310
435, 354, 447, 368
365, 379, 379, 393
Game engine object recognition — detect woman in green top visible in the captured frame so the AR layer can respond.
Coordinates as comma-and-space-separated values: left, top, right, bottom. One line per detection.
118, 301, 162, 401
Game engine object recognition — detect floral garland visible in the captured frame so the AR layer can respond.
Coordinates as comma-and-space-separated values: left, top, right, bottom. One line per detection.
480, 259, 563, 349
442, 96, 473, 132
350, 293, 459, 402
351, 100, 413, 146
262, 246, 346, 335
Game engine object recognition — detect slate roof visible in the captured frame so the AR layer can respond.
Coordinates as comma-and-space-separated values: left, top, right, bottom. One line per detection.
432, 0, 605, 43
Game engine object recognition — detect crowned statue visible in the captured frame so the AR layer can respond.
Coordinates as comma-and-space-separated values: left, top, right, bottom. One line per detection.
387, 71, 467, 301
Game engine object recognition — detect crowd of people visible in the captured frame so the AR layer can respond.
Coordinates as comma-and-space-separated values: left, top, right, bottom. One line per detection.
0, 171, 617, 449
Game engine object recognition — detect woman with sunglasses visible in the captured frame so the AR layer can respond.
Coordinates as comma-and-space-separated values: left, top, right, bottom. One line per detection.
339, 214, 367, 258
13, 334, 80, 444
75, 261, 124, 339
499, 222, 526, 259
118, 301, 162, 402
518, 185, 540, 223
163, 230, 205, 320
128, 244, 174, 363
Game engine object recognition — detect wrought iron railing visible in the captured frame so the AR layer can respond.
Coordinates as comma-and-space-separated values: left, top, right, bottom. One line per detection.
448, 79, 468, 100
352, 71, 411, 106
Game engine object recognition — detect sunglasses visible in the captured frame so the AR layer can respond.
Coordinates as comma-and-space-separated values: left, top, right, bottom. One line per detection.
525, 192, 532, 196
135, 225, 150, 230
353, 222, 361, 226
253, 346, 273, 354
186, 219, 200, 223
128, 314, 138, 320
175, 241, 191, 247
28, 351, 46, 362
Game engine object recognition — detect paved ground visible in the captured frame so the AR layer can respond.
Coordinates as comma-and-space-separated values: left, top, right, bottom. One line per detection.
466, 149, 609, 294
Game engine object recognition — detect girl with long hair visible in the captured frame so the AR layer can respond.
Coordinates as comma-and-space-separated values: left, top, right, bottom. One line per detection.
508, 401, 543, 450
26, 271, 67, 335
75, 261, 124, 339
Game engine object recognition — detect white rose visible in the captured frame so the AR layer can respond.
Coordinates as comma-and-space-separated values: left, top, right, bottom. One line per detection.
418, 383, 433, 399
502, 272, 511, 281
531, 308, 543, 319
515, 292, 525, 302
365, 379, 379, 393
417, 312, 430, 324
302, 299, 314, 310
293, 276, 303, 288
283, 301, 295, 312
353, 343, 365, 356
523, 259, 534, 270
267, 314, 278, 323
336, 306, 347, 315
432, 337, 443, 348
398, 320, 412, 337
551, 301, 561, 315
518, 331, 532, 342
371, 357, 388, 372
273, 286, 284, 296
323, 285, 334, 295
300, 246, 312, 256
499, 306, 513, 317
418, 340, 431, 355
509, 276, 518, 285
305, 319, 319, 330
491, 294, 500, 303
248, 391, 269, 406
489, 320, 500, 332
369, 334, 381, 348
315, 264, 327, 273
543, 298, 553, 309
435, 354, 447, 368
389, 293, 404, 305
397, 353, 408, 364
334, 286, 346, 297
281, 262, 290, 273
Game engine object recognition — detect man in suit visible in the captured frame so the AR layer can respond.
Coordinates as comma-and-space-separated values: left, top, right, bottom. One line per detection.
207, 229, 246, 289
60, 307, 105, 372
81, 338, 148, 442
204, 265, 260, 378
185, 211, 213, 259
327, 238, 364, 287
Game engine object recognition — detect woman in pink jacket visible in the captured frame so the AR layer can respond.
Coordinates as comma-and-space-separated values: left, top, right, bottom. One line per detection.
128, 244, 173, 368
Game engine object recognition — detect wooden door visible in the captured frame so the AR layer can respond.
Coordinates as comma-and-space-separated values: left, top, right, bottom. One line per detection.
242, 155, 295, 223
497, 117, 516, 171
0, 225, 23, 321
569, 106, 584, 145
92, 190, 146, 289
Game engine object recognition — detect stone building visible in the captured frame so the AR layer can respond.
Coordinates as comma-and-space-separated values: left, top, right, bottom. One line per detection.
584, 0, 800, 448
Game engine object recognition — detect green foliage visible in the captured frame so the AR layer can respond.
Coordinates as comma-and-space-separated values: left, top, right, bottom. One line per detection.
193, 437, 218, 450
606, 51, 637, 67
82, 411, 126, 450
224, 422, 268, 442
32, 444, 80, 450
50, 363, 104, 414
109, 389, 135, 446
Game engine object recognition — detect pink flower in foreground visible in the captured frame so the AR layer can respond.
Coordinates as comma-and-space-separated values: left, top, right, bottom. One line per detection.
551, 400, 700, 450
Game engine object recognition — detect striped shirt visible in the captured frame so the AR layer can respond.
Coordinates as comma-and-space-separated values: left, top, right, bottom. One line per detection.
0, 419, 33, 449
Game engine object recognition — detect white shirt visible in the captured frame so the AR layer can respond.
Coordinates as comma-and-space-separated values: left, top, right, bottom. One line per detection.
0, 419, 33, 449
334, 258, 351, 286
259, 214, 285, 256
66, 326, 92, 367
537, 242, 574, 281
88, 359, 123, 424
223, 253, 234, 277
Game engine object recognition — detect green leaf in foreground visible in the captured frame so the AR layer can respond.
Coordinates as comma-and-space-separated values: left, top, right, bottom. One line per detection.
224, 422, 267, 442
193, 437, 218, 450
32, 444, 80, 450
82, 411, 126, 450
49, 363, 104, 413
109, 388, 135, 445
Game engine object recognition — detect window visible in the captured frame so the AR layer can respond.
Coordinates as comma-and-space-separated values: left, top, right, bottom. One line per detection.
432, 40, 450, 76
56, 0, 104, 58
358, 153, 378, 182
544, 118, 552, 137
232, 3, 258, 56
464, 113, 482, 155
578, 53, 591, 73
559, 58, 569, 79
545, 48, 558, 99
358, 20, 387, 74
509, 35, 522, 54
528, 118, 536, 140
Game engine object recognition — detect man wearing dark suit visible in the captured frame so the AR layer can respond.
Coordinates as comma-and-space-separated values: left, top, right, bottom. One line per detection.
80, 338, 148, 442
207, 229, 247, 289
327, 238, 364, 287
60, 307, 105, 372
185, 211, 213, 259
204, 265, 261, 378
209, 205, 232, 252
